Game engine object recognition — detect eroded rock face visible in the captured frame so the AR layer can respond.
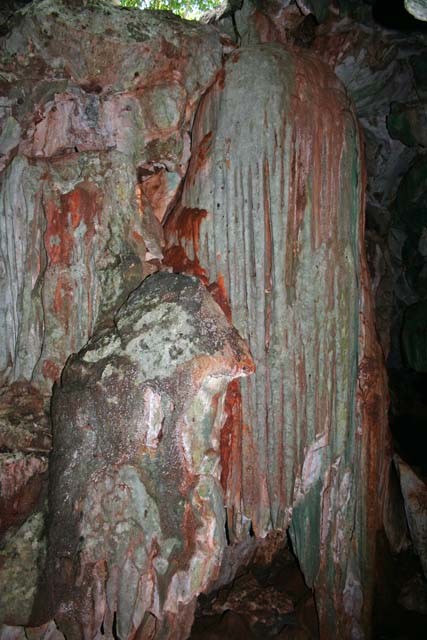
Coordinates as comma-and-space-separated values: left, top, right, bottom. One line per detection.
405, 0, 427, 21
0, 383, 50, 626
46, 272, 254, 639
395, 455, 427, 581
0, 0, 224, 391
0, 2, 395, 638
165, 42, 388, 637
0, 3, 226, 626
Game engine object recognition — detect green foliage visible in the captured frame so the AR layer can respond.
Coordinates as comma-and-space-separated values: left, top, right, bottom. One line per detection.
120, 0, 221, 19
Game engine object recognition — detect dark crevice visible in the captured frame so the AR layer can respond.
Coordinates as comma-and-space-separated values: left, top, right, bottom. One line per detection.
224, 508, 231, 545
190, 536, 319, 639
112, 612, 121, 640
372, 0, 427, 31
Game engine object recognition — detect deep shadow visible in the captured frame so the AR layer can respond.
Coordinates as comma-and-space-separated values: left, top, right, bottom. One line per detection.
189, 536, 319, 639
372, 0, 427, 31
373, 531, 427, 639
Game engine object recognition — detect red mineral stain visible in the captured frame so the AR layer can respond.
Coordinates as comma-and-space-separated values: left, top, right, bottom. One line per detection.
284, 121, 308, 292
42, 358, 61, 383
164, 207, 209, 282
208, 273, 232, 322
136, 40, 187, 91
139, 169, 171, 224
0, 470, 45, 539
217, 68, 226, 91
45, 183, 101, 267
45, 200, 74, 266
181, 501, 198, 562
254, 10, 282, 43
53, 276, 74, 330
172, 207, 207, 254
132, 230, 144, 244
60, 182, 100, 245
356, 142, 390, 532
163, 245, 208, 284
263, 157, 273, 350
220, 378, 243, 492
194, 132, 213, 173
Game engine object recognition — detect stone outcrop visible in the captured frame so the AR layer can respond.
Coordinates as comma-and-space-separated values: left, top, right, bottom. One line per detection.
0, 383, 50, 626
214, 8, 427, 630
165, 42, 388, 638
0, 0, 224, 391
46, 272, 253, 639
0, 1, 226, 633
0, 1, 402, 639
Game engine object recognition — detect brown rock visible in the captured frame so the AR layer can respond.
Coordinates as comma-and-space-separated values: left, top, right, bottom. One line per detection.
0, 0, 224, 392
46, 272, 253, 639
165, 41, 389, 638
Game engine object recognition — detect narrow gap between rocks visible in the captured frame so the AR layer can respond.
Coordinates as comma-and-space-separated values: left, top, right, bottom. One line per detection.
189, 536, 319, 640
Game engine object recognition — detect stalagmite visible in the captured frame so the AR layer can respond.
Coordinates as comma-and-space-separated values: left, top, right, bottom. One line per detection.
0, 2, 392, 638
47, 272, 254, 639
165, 43, 388, 637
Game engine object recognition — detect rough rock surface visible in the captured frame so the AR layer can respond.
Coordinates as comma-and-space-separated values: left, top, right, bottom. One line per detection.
165, 42, 388, 637
0, 2, 399, 638
310, 8, 427, 358
0, 509, 47, 627
395, 455, 427, 581
0, 621, 65, 640
0, 383, 50, 625
0, 0, 224, 391
405, 0, 427, 21
46, 272, 254, 639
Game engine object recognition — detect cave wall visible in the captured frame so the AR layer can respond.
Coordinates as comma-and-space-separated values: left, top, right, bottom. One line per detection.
164, 40, 388, 638
0, 1, 227, 634
0, 1, 405, 638
214, 0, 427, 622
0, 0, 225, 391
46, 272, 254, 639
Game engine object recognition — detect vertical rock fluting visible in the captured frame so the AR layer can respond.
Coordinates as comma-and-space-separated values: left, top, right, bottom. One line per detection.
47, 272, 254, 639
0, 3, 391, 637
0, 0, 224, 392
0, 1, 227, 631
165, 44, 388, 637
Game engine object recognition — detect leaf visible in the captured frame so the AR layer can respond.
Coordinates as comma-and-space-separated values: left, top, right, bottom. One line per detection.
119, 0, 222, 19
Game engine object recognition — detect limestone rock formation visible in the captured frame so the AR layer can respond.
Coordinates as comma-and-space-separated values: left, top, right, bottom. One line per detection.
405, 0, 427, 21
0, 383, 50, 625
46, 272, 254, 639
165, 42, 388, 638
0, 0, 226, 632
0, 0, 224, 391
0, 2, 398, 639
